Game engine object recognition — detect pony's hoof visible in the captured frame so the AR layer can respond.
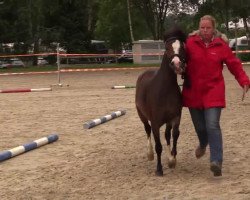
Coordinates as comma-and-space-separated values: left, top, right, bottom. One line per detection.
168, 158, 176, 168
147, 153, 154, 161
155, 170, 163, 176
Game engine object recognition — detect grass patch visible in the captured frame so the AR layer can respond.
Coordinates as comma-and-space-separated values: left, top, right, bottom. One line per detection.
1, 63, 247, 74
0, 63, 160, 73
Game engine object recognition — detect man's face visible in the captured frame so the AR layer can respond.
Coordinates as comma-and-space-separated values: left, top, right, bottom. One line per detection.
199, 19, 214, 42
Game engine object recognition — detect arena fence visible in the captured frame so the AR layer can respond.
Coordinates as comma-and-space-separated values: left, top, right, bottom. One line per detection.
0, 49, 249, 85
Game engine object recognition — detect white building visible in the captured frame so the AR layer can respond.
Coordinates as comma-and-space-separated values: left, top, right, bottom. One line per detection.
227, 18, 250, 29
229, 36, 249, 49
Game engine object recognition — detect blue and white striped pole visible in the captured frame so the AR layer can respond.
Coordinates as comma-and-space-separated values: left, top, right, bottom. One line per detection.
0, 134, 59, 162
84, 110, 126, 129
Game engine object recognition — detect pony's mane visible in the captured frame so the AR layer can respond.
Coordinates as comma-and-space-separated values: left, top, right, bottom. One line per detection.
163, 27, 187, 43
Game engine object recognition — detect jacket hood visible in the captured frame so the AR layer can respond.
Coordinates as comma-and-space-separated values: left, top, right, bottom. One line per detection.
189, 29, 229, 43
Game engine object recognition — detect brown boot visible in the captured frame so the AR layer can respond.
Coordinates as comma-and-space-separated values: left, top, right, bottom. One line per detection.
195, 146, 206, 159
210, 161, 222, 176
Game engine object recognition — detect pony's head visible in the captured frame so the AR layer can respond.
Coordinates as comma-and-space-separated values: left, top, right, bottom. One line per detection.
163, 27, 187, 75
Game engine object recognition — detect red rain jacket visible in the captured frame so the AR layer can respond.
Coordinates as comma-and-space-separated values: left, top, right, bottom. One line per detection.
182, 34, 250, 109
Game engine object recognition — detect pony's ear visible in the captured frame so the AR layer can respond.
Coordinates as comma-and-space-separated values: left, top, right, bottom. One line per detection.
163, 26, 187, 43
174, 25, 187, 42
179, 30, 187, 43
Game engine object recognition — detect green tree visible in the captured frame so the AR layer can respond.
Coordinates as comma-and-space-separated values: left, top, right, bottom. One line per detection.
131, 0, 200, 40
0, 0, 95, 55
0, 0, 45, 56
0, 0, 31, 53
95, 0, 150, 51
229, 0, 250, 37
55, 0, 90, 53
197, 0, 249, 35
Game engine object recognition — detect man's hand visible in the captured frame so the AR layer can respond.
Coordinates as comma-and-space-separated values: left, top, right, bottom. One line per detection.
242, 85, 249, 101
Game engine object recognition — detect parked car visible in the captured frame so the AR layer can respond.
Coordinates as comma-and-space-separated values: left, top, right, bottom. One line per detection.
117, 50, 133, 63
10, 58, 25, 67
0, 61, 4, 68
0, 61, 11, 69
38, 57, 48, 65
1, 58, 25, 68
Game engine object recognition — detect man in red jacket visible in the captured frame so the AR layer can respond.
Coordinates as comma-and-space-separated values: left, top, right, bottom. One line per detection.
182, 15, 250, 176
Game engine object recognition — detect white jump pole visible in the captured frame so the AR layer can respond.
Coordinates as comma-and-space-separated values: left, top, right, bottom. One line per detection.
111, 85, 136, 89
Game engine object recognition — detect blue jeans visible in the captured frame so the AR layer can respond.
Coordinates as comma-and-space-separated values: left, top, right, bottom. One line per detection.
189, 108, 223, 163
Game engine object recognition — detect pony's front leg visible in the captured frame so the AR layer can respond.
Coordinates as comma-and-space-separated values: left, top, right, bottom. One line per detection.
152, 125, 163, 176
165, 124, 176, 168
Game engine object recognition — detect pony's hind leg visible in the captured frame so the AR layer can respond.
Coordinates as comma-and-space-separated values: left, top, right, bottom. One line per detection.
145, 122, 154, 161
165, 124, 176, 168
169, 120, 180, 168
136, 107, 154, 161
172, 123, 180, 157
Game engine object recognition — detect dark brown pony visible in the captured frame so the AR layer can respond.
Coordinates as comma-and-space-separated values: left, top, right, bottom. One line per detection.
135, 27, 187, 176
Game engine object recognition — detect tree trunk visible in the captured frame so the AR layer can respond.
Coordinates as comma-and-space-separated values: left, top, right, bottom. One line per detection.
87, 1, 93, 32
127, 0, 134, 42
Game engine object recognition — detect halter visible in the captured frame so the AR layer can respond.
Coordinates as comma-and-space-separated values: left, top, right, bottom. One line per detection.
164, 37, 179, 45
164, 37, 186, 68
164, 37, 186, 80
